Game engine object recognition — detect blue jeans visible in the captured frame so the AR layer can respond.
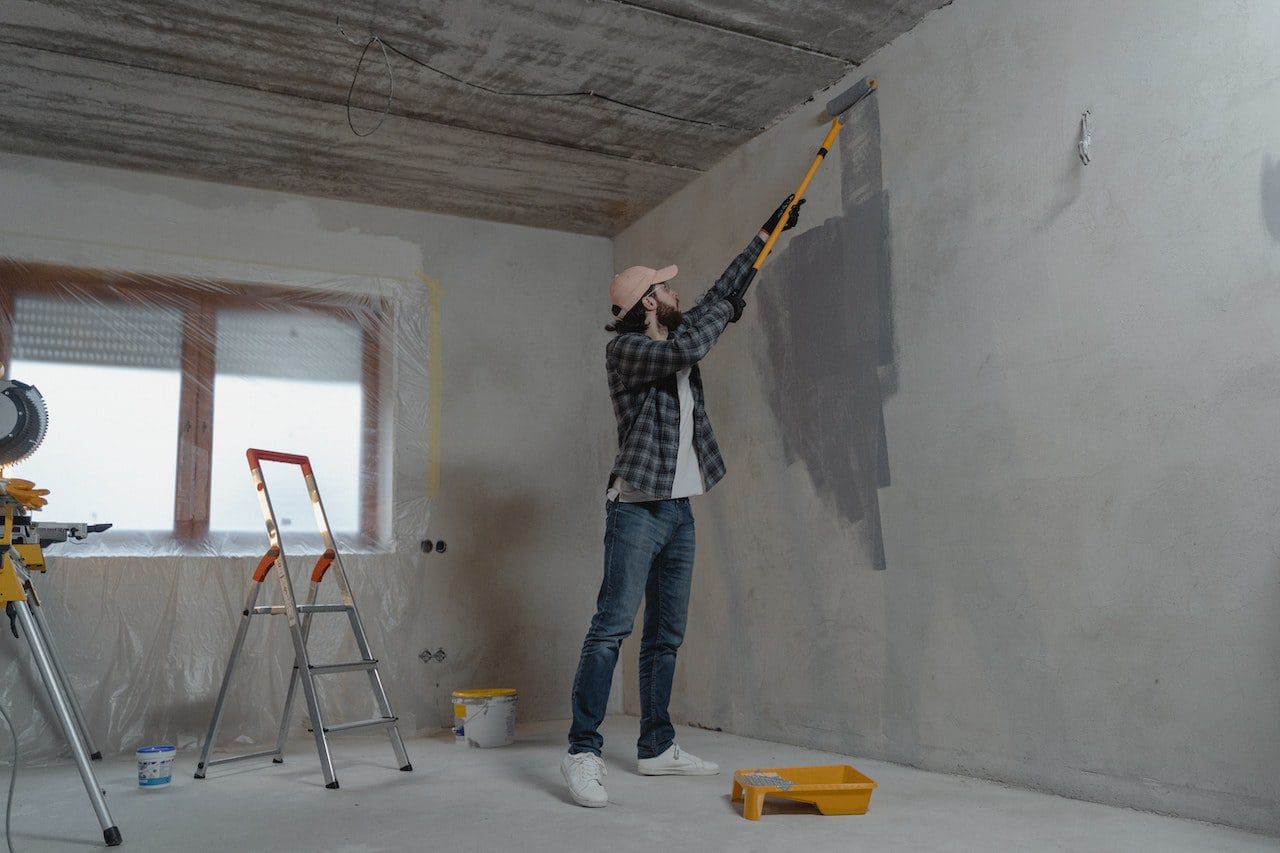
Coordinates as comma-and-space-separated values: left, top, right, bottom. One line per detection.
568, 499, 695, 759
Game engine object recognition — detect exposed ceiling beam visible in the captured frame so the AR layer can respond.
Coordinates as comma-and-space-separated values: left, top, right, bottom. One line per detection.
0, 0, 949, 234
0, 44, 691, 234
0, 0, 849, 171
0, 37, 705, 174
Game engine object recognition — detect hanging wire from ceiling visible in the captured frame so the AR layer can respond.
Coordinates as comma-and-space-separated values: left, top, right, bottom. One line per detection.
337, 15, 759, 138
338, 19, 394, 137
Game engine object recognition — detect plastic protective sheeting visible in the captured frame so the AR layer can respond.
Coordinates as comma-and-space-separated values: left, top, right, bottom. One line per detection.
0, 258, 434, 761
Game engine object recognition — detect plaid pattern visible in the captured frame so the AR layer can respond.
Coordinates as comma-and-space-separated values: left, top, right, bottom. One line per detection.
605, 236, 765, 497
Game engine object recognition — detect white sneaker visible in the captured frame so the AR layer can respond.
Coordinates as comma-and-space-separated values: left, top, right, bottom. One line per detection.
561, 752, 609, 807
637, 743, 719, 776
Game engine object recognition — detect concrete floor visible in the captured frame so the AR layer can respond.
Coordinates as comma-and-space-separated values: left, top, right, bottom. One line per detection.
8, 717, 1276, 852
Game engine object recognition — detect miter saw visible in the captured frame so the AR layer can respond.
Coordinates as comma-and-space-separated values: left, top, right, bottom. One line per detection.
0, 376, 48, 467
0, 367, 122, 847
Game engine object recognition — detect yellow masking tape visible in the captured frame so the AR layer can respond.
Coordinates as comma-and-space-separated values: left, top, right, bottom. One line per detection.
416, 272, 444, 499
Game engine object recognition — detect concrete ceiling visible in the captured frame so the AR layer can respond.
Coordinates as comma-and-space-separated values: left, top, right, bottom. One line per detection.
0, 1, 945, 236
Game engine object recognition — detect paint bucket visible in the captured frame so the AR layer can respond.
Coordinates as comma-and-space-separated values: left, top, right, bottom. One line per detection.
136, 744, 176, 789
451, 689, 517, 748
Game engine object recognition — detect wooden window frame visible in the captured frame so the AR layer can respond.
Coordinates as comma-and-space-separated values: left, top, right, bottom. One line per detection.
0, 260, 388, 549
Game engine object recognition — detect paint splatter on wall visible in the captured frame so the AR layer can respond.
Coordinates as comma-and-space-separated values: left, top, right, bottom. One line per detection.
757, 97, 894, 570
1262, 155, 1280, 242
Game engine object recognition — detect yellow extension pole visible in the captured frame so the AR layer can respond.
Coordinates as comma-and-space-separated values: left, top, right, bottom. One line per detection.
754, 117, 844, 271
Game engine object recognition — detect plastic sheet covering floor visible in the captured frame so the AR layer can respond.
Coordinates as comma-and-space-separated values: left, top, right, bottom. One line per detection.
6, 717, 1275, 852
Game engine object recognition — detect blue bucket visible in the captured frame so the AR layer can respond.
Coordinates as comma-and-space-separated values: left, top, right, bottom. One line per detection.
137, 745, 176, 789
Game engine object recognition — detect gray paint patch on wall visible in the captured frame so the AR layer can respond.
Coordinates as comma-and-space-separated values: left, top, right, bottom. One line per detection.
1262, 155, 1280, 242
757, 98, 894, 569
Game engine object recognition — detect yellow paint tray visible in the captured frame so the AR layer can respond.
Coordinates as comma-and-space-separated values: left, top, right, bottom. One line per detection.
731, 765, 877, 821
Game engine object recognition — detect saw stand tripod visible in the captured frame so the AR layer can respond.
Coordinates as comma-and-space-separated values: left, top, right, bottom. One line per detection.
0, 496, 121, 847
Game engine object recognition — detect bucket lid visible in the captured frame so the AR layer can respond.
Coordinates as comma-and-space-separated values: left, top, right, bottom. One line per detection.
136, 745, 176, 754
452, 688, 517, 699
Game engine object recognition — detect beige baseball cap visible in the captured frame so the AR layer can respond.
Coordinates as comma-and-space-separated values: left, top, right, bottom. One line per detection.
609, 264, 678, 316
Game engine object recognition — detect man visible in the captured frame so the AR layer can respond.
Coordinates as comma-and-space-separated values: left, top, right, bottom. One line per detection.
561, 196, 804, 807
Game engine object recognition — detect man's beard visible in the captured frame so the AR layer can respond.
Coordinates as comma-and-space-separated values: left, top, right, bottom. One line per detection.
655, 303, 684, 331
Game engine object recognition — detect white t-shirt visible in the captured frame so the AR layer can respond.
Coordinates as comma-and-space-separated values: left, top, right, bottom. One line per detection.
609, 367, 705, 502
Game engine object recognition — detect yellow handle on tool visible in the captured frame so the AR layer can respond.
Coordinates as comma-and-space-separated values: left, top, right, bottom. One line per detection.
754, 118, 844, 271
0, 478, 50, 510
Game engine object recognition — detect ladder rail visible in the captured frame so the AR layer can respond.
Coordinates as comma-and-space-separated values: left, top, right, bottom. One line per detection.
305, 473, 412, 772
273, 580, 319, 763
254, 459, 338, 787
195, 579, 264, 778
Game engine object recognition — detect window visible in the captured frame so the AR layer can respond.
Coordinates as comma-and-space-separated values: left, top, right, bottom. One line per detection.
209, 309, 366, 535
0, 261, 387, 551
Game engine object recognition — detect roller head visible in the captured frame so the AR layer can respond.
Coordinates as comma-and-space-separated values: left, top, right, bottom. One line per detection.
825, 77, 877, 117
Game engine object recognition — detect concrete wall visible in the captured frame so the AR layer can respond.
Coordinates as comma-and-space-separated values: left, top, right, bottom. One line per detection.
615, 0, 1280, 834
0, 153, 614, 759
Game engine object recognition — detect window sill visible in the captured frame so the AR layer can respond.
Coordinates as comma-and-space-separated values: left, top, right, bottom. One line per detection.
40, 530, 392, 559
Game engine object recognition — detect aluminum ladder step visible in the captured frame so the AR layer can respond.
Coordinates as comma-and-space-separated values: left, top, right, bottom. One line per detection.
249, 603, 352, 616
305, 660, 378, 675
309, 716, 399, 735
199, 749, 279, 772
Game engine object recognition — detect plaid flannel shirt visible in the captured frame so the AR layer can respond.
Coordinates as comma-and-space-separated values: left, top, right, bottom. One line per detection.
605, 236, 765, 498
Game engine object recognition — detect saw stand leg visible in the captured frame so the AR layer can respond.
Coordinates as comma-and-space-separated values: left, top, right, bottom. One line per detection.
5, 573, 121, 846
24, 597, 103, 761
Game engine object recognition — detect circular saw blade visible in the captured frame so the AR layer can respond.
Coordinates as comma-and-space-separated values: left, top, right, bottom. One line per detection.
0, 379, 49, 466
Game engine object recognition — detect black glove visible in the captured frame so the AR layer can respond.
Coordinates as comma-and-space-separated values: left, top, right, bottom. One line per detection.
727, 293, 746, 323
761, 194, 805, 235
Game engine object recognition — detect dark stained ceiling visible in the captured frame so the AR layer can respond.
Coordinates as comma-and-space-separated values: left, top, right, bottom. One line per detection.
0, 1, 946, 235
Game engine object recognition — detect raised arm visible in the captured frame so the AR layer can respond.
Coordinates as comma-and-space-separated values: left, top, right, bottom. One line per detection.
685, 196, 805, 322
684, 235, 766, 321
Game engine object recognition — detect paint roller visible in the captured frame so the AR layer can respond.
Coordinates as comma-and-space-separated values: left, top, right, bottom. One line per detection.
734, 77, 878, 299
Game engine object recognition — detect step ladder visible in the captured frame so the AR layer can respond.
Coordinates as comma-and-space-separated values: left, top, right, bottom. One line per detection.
195, 449, 412, 789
